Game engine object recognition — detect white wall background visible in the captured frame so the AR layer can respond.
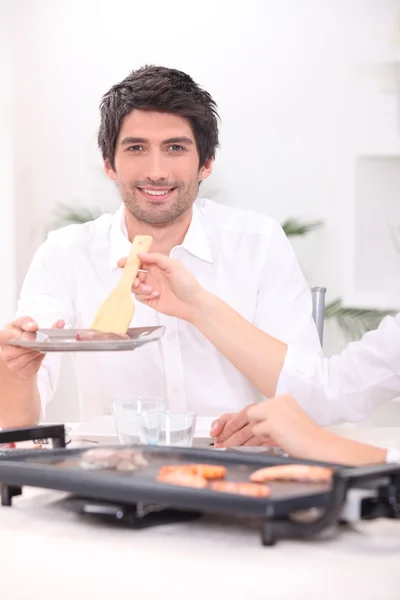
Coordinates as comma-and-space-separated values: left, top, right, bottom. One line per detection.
0, 1, 16, 324
2, 0, 400, 422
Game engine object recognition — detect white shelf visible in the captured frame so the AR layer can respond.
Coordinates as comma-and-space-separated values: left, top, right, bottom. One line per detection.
352, 43, 400, 65
348, 155, 400, 312
355, 149, 400, 158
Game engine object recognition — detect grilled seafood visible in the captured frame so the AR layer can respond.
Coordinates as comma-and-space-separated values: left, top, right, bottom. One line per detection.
80, 447, 148, 471
250, 464, 333, 483
209, 481, 271, 497
157, 470, 208, 488
159, 463, 227, 480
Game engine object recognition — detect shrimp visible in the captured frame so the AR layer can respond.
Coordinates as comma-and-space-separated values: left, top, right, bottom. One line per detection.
159, 465, 193, 477
157, 471, 208, 489
190, 464, 227, 480
210, 481, 271, 497
250, 464, 333, 483
159, 464, 227, 480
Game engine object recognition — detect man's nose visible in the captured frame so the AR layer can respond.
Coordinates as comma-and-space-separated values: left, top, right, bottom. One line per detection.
143, 152, 169, 182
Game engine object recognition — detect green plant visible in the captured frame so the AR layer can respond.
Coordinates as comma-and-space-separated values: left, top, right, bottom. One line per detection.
324, 299, 394, 339
281, 218, 324, 237
281, 218, 396, 339
51, 204, 106, 229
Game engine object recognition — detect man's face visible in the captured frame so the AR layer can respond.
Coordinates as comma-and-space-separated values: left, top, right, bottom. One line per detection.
105, 110, 213, 225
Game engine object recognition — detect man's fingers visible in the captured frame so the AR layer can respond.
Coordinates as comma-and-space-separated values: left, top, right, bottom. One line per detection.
5, 317, 38, 332
1, 346, 37, 361
0, 329, 20, 347
7, 350, 44, 372
11, 355, 44, 379
1, 318, 64, 352
52, 319, 65, 329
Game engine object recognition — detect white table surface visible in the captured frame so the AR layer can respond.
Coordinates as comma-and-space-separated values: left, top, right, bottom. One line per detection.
1, 426, 400, 599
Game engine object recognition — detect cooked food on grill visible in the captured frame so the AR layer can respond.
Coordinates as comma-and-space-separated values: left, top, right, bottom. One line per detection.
250, 464, 333, 483
80, 448, 148, 471
159, 463, 227, 480
209, 481, 271, 497
157, 470, 208, 488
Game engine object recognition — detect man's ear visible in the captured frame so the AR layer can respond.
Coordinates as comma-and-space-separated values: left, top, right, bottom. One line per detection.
198, 157, 213, 182
104, 158, 117, 182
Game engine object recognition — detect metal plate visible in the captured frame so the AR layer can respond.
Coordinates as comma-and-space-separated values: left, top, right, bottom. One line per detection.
9, 326, 165, 352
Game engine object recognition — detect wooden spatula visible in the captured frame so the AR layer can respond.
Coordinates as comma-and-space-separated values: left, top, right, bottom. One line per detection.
90, 235, 153, 334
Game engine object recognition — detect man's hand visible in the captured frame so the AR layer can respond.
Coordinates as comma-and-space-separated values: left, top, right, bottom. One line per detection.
0, 317, 64, 380
210, 405, 275, 448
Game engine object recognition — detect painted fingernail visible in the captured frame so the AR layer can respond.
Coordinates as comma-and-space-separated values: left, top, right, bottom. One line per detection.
151, 291, 159, 298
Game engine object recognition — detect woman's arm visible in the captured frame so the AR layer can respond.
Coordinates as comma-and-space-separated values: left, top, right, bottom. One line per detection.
129, 251, 288, 397
190, 290, 287, 398
246, 395, 388, 466
132, 252, 400, 427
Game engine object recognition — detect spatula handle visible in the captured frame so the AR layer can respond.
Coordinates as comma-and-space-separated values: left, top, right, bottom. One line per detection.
120, 235, 153, 290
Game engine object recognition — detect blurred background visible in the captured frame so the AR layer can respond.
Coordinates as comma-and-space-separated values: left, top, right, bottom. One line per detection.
1, 0, 400, 422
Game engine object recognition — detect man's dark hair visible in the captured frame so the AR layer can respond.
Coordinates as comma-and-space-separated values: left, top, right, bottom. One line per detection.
98, 65, 220, 170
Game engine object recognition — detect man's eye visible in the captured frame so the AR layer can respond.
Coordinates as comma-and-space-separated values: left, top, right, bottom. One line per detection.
127, 145, 144, 152
168, 145, 185, 152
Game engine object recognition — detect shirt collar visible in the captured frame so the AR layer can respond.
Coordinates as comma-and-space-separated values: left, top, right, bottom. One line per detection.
108, 200, 213, 271
177, 200, 213, 264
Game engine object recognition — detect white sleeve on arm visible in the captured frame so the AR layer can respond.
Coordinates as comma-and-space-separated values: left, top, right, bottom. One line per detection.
15, 231, 76, 419
254, 220, 322, 354
386, 447, 400, 464
276, 314, 400, 426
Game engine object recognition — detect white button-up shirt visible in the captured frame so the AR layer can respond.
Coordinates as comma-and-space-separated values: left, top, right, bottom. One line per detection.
16, 198, 321, 421
277, 313, 400, 426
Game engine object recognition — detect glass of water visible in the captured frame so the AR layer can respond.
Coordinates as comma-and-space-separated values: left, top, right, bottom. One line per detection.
111, 397, 167, 445
139, 411, 197, 447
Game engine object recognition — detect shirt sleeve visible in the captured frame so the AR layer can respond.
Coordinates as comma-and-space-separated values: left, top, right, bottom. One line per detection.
386, 447, 400, 463
15, 231, 76, 419
276, 314, 400, 425
254, 220, 322, 355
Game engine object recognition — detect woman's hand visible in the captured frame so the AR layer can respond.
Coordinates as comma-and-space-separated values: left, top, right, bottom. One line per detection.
247, 395, 328, 460
118, 252, 206, 322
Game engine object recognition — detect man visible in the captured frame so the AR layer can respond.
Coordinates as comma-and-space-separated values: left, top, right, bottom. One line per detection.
0, 65, 321, 443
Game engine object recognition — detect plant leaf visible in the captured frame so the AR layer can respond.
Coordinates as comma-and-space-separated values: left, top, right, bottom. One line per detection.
50, 204, 105, 229
281, 218, 324, 237
325, 298, 396, 340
